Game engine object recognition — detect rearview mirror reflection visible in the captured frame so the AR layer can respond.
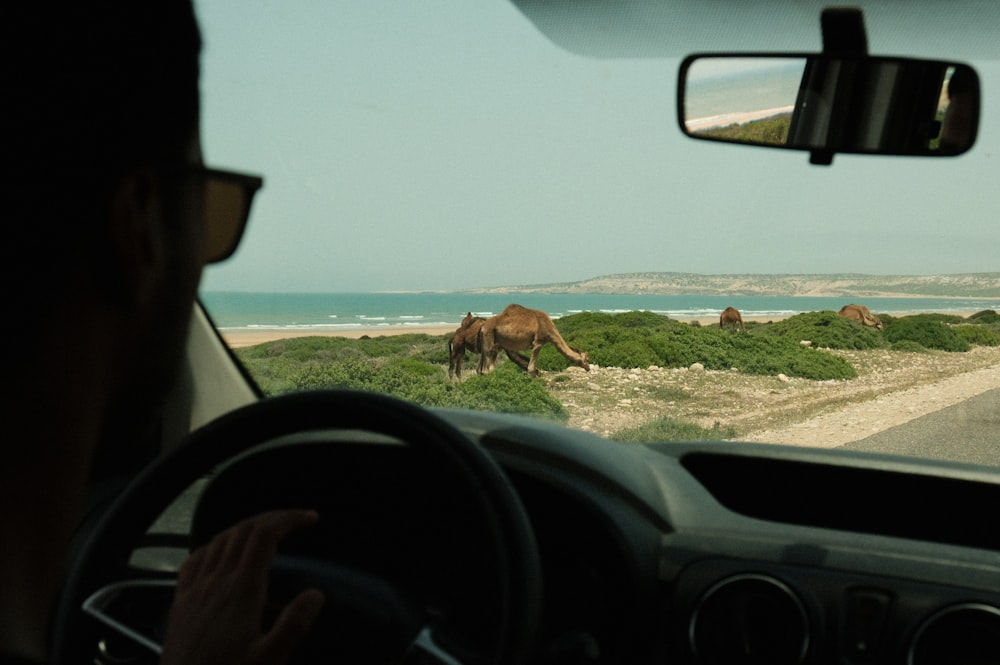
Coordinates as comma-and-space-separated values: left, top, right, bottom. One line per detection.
678, 55, 979, 157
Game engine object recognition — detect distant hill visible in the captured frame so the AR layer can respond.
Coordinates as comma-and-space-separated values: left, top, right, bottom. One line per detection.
456, 272, 1000, 298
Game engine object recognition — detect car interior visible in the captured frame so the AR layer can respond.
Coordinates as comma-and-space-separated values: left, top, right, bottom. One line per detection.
51, 2, 1000, 664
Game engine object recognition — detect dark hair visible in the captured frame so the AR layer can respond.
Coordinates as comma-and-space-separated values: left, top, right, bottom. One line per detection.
947, 65, 976, 98
2, 1, 202, 311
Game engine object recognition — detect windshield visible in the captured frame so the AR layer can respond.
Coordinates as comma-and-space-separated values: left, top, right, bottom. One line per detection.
197, 1, 1000, 464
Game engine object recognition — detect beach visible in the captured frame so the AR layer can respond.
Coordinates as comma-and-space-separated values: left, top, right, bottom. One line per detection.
219, 315, 803, 348
221, 325, 459, 348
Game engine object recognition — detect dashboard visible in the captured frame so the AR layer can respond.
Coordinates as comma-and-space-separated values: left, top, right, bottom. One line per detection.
91, 405, 1000, 665
445, 409, 1000, 664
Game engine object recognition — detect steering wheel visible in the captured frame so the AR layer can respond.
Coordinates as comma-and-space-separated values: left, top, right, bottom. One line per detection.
51, 389, 543, 665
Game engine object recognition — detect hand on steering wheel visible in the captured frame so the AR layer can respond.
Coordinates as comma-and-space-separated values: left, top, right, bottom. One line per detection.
51, 390, 542, 665
161, 510, 326, 665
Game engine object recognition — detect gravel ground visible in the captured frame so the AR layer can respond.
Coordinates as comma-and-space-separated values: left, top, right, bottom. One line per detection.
545, 345, 1000, 444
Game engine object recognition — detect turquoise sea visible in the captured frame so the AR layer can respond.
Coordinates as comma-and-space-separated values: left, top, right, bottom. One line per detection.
199, 291, 1000, 332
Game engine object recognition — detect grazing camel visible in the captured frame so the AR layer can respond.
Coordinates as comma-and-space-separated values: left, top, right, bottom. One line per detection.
448, 312, 529, 379
837, 304, 884, 330
477, 304, 590, 376
720, 306, 745, 331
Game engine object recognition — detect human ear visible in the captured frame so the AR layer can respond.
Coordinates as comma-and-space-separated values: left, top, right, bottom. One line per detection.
107, 169, 166, 309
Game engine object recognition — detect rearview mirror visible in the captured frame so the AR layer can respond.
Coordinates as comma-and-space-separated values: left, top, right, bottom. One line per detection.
678, 55, 979, 158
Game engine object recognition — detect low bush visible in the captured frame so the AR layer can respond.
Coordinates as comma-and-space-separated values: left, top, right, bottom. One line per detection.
883, 317, 969, 352
235, 337, 566, 420
554, 311, 856, 380
762, 311, 888, 350
889, 340, 929, 353
894, 312, 967, 326
612, 418, 736, 443
449, 363, 568, 421
954, 324, 1000, 346
968, 309, 1000, 324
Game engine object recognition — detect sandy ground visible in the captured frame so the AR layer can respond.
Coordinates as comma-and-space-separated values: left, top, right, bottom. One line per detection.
220, 315, 789, 348
742, 356, 1000, 447
220, 325, 458, 348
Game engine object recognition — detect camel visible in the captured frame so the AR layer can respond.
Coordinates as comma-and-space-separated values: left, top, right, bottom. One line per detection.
838, 304, 884, 330
720, 306, 745, 331
448, 312, 529, 379
477, 304, 590, 377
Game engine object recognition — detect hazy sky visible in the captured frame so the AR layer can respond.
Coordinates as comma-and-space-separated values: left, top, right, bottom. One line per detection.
197, 1, 1000, 293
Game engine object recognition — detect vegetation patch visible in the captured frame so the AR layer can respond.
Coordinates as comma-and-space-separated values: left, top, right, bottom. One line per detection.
763, 311, 888, 350
969, 309, 1000, 324
612, 418, 736, 443
549, 311, 856, 380
237, 337, 567, 421
697, 114, 791, 145
954, 324, 1000, 347
883, 317, 969, 352
235, 310, 1000, 435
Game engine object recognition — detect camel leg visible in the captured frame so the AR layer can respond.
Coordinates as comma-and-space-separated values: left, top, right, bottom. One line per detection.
476, 328, 488, 374
527, 344, 542, 376
482, 348, 499, 374
478, 344, 496, 375
504, 349, 530, 372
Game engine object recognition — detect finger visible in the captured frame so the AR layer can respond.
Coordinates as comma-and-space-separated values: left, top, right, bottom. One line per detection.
197, 528, 231, 574
255, 588, 326, 665
176, 544, 207, 587
237, 509, 320, 574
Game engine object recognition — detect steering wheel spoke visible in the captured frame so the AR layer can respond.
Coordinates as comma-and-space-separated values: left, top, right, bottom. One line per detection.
82, 579, 175, 657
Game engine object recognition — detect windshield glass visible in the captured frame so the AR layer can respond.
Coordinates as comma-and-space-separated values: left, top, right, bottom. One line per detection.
197, 1, 1000, 464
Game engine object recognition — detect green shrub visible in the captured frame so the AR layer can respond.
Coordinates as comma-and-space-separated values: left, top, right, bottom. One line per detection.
954, 324, 1000, 346
890, 340, 929, 353
238, 337, 567, 420
894, 312, 967, 326
883, 317, 969, 352
450, 363, 568, 421
968, 309, 1000, 324
763, 311, 888, 350
553, 310, 855, 380
589, 339, 661, 370
699, 114, 791, 144
555, 310, 667, 334
612, 418, 736, 443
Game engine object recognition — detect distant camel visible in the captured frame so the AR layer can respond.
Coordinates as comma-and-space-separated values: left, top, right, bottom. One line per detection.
720, 306, 745, 331
477, 304, 590, 376
838, 304, 884, 330
448, 312, 529, 379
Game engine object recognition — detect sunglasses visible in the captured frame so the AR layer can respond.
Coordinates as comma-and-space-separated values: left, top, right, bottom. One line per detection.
189, 166, 264, 264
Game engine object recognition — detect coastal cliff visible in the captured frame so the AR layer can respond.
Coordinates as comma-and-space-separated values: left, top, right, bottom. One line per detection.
456, 272, 1000, 298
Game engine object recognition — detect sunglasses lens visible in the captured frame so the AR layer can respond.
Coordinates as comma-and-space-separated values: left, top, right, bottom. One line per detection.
203, 173, 260, 263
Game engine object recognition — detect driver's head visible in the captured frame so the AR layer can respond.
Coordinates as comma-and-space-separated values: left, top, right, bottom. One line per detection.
1, 3, 207, 658
3, 0, 205, 400
939, 65, 977, 155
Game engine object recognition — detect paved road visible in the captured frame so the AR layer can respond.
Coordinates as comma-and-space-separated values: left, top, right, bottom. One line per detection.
842, 387, 1000, 466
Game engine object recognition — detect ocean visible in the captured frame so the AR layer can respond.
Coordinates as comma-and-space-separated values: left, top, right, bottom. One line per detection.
199, 291, 1000, 332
